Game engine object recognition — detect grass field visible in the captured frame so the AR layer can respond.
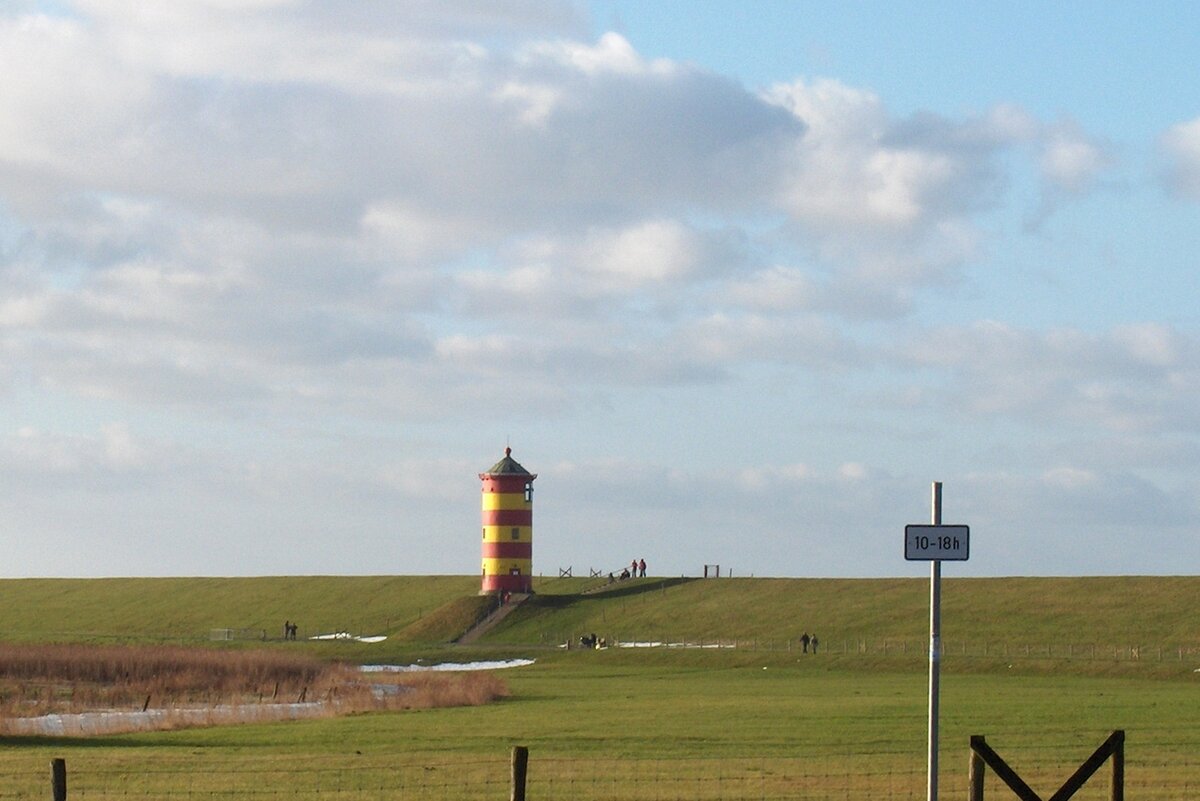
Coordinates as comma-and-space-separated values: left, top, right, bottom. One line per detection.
0, 574, 1197, 799
0, 575, 479, 644
4, 573, 1197, 653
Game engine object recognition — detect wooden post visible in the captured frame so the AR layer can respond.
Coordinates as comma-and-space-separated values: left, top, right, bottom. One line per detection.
971, 730, 1123, 801
968, 740, 985, 801
510, 745, 529, 801
1110, 730, 1124, 801
51, 758, 67, 801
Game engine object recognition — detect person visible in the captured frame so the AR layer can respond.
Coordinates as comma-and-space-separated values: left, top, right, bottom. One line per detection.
638, 558, 646, 578
800, 632, 810, 653
283, 620, 291, 640
620, 567, 630, 580
631, 559, 638, 578
811, 635, 819, 654
289, 622, 298, 641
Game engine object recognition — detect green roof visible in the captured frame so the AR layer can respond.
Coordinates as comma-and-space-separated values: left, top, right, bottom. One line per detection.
484, 448, 533, 476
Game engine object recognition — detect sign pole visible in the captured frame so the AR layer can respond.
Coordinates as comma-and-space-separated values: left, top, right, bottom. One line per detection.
927, 481, 942, 801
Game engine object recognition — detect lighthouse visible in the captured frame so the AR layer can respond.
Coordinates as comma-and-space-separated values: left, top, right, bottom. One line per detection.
480, 447, 536, 595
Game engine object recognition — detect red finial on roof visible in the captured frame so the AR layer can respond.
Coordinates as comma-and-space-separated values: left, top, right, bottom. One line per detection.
505, 447, 512, 457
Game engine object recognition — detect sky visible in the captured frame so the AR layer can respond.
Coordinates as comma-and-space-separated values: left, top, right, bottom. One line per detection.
1, 1, 1198, 579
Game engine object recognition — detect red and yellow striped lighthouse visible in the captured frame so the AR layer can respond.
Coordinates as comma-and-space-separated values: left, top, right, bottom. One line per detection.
480, 447, 536, 595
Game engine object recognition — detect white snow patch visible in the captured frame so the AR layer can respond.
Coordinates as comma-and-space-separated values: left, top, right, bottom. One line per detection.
616, 641, 733, 649
308, 632, 387, 643
360, 659, 534, 673
5, 703, 324, 736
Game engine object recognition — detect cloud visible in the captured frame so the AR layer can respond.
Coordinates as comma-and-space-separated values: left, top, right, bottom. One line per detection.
0, 3, 1189, 580
1038, 122, 1109, 193
521, 29, 674, 77
1161, 116, 1200, 199
453, 219, 749, 324
537, 458, 1200, 577
722, 265, 818, 313
759, 79, 1023, 313
69, 0, 585, 93
0, 422, 169, 488
900, 321, 1200, 434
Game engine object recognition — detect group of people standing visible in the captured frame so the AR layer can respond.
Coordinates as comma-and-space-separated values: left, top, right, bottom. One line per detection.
799, 632, 818, 653
621, 558, 646, 579
282, 620, 298, 640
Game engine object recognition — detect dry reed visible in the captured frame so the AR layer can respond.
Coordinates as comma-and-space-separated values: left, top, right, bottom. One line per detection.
0, 643, 508, 736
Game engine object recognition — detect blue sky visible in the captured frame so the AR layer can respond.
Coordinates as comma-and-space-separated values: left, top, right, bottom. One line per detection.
1, 1, 1198, 578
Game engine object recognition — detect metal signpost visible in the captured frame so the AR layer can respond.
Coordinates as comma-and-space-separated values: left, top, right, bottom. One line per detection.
905, 482, 970, 801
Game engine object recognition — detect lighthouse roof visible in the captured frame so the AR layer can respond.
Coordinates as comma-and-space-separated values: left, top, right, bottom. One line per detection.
484, 447, 533, 476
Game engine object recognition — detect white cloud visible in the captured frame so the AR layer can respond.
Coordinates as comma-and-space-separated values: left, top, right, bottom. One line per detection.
0, 3, 1193, 580
664, 313, 859, 370
759, 78, 1017, 311
1111, 323, 1182, 368
1039, 123, 1109, 193
583, 219, 702, 287
723, 266, 817, 313
1161, 117, 1200, 199
521, 31, 673, 77
901, 321, 1200, 434
1, 422, 161, 480
837, 462, 868, 480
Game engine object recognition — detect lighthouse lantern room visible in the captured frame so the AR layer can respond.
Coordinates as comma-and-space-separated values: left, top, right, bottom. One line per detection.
479, 447, 536, 595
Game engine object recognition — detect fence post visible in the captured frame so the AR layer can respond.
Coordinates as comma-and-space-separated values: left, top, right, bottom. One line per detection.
51, 759, 66, 801
1110, 730, 1124, 801
510, 745, 529, 801
968, 741, 985, 801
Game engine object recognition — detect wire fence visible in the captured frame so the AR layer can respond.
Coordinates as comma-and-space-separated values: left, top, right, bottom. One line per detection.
2, 745, 1197, 801
546, 634, 1200, 662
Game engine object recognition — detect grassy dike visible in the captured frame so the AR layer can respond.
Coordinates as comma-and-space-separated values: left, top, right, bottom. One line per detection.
4, 574, 1198, 649
0, 575, 479, 644
0, 575, 1198, 799
508, 574, 1200, 646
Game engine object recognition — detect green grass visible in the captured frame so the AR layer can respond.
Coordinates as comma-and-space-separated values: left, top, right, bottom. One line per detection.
0, 575, 478, 644
0, 652, 1196, 798
490, 575, 1200, 653
1, 575, 1199, 799
4, 574, 1198, 651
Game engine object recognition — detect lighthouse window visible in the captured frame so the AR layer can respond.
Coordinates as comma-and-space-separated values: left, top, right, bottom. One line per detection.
482, 527, 487, 540
510, 567, 521, 576
524, 482, 533, 502
511, 527, 519, 540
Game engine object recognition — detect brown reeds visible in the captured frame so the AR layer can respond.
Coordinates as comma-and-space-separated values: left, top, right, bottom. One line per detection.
0, 643, 509, 736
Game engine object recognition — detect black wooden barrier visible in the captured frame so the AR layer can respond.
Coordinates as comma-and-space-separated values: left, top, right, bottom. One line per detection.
510, 745, 528, 801
50, 759, 66, 801
969, 730, 1124, 801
